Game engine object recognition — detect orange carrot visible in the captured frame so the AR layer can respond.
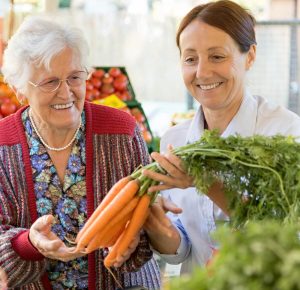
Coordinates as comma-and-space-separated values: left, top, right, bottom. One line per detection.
76, 176, 131, 243
104, 231, 125, 268
116, 194, 151, 257
86, 214, 130, 253
77, 179, 140, 249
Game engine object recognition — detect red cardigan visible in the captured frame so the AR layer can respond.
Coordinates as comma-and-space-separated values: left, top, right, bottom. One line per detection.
0, 102, 161, 290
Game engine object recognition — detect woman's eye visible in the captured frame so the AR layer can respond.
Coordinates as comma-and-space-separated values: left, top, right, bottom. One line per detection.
184, 57, 196, 64
42, 79, 58, 85
211, 55, 225, 62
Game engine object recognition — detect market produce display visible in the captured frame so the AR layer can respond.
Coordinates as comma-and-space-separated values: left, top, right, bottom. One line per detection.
85, 67, 134, 102
169, 220, 300, 290
86, 67, 156, 151
0, 77, 20, 118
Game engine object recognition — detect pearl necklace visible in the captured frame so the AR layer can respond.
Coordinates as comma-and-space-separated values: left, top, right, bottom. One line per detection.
29, 109, 81, 152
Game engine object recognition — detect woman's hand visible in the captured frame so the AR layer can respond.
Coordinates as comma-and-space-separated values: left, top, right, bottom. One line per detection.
29, 215, 85, 262
0, 267, 7, 290
143, 145, 194, 193
113, 234, 140, 268
143, 196, 182, 254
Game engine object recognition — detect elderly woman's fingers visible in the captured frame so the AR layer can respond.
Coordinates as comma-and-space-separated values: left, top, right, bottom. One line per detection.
31, 215, 54, 233
0, 267, 7, 290
44, 245, 86, 262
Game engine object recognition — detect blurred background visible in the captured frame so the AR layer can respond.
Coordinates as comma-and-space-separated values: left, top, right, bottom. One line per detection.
1, 0, 300, 281
0, 0, 300, 138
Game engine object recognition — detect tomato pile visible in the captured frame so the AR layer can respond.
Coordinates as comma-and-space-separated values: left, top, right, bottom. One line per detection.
129, 107, 152, 144
0, 82, 20, 119
86, 67, 133, 102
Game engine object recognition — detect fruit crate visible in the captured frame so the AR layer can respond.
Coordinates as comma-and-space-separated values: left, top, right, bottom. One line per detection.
86, 66, 157, 153
127, 101, 157, 153
86, 66, 137, 104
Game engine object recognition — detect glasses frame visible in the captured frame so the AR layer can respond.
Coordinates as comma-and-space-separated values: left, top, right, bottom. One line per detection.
28, 69, 90, 93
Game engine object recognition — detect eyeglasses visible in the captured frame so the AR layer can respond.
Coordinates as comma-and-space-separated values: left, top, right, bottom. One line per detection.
28, 70, 90, 93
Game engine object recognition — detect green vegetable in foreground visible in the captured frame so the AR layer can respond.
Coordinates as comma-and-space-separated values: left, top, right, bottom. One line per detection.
169, 220, 300, 290
133, 130, 300, 227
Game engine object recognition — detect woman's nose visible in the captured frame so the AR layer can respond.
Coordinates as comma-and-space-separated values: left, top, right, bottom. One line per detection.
196, 59, 212, 79
57, 79, 73, 97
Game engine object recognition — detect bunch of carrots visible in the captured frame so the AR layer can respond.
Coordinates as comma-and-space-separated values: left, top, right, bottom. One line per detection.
75, 167, 162, 268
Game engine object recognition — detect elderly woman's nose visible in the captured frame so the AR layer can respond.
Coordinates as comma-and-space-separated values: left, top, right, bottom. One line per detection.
58, 80, 73, 96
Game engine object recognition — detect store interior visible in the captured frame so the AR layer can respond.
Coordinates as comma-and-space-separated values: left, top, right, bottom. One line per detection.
1, 0, 300, 288
1, 0, 299, 142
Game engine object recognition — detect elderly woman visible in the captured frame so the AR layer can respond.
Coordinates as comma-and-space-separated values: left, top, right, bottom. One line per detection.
0, 17, 160, 289
142, 0, 300, 275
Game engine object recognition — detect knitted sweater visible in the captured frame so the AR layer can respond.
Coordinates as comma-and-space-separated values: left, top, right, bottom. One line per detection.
0, 102, 161, 290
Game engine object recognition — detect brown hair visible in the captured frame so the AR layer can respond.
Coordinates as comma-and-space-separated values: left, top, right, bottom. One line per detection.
176, 0, 256, 53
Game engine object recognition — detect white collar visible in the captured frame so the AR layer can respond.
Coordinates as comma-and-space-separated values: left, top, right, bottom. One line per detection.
185, 90, 258, 143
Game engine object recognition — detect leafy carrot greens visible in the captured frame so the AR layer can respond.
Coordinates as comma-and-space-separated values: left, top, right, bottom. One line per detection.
135, 130, 300, 227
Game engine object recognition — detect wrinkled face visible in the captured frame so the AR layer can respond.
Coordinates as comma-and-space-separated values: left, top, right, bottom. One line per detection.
21, 47, 86, 131
179, 20, 255, 112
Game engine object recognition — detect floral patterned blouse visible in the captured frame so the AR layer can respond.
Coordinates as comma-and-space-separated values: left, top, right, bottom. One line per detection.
22, 109, 88, 290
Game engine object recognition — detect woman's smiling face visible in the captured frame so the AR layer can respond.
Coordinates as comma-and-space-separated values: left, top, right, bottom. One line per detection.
23, 47, 86, 131
179, 20, 255, 112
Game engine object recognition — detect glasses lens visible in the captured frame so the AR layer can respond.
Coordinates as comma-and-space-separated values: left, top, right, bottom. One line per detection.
67, 71, 88, 87
39, 79, 60, 92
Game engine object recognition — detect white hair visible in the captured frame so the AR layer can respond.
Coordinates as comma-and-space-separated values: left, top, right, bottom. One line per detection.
2, 16, 89, 92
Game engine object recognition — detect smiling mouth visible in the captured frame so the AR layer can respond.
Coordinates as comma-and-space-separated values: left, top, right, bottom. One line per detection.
197, 82, 222, 91
51, 102, 74, 110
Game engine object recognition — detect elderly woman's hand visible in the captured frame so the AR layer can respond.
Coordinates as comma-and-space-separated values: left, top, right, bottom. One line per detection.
0, 267, 7, 290
29, 215, 85, 262
143, 145, 194, 193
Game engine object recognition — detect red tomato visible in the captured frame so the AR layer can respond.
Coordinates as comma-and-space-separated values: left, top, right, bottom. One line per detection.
91, 89, 100, 98
113, 79, 128, 91
131, 108, 145, 122
119, 91, 131, 101
102, 74, 114, 84
1, 102, 17, 117
90, 78, 101, 88
92, 69, 105, 79
101, 83, 114, 94
86, 82, 94, 91
115, 74, 128, 83
142, 131, 152, 143
108, 67, 121, 78
85, 91, 94, 101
